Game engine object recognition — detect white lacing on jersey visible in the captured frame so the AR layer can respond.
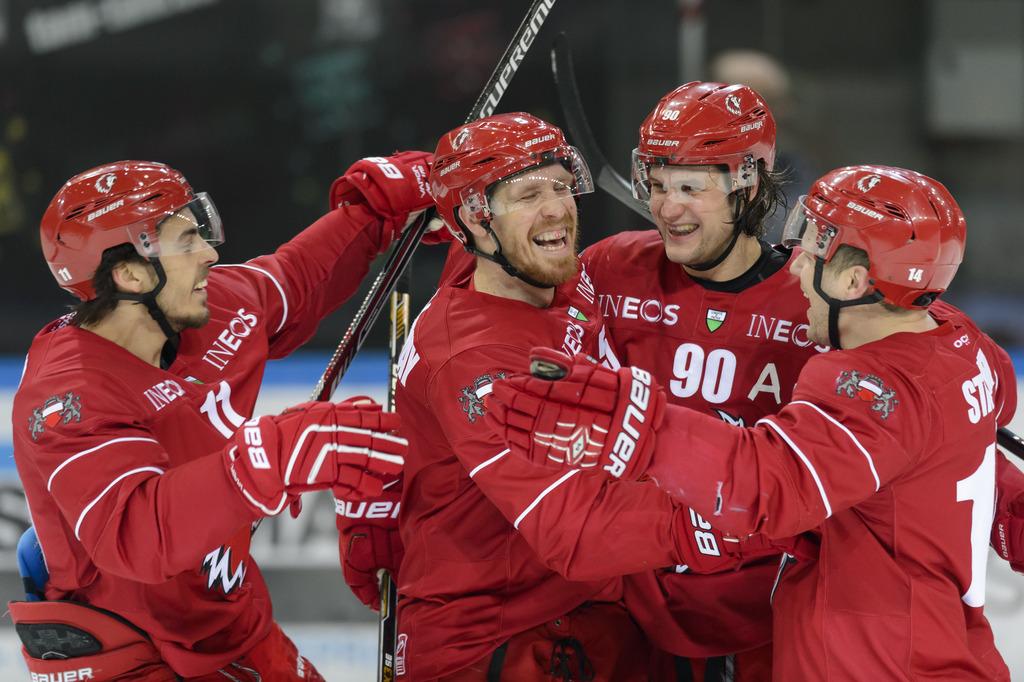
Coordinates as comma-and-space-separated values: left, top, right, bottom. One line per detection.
48, 437, 159, 491
755, 417, 833, 518
75, 467, 165, 540
790, 400, 880, 491
468, 449, 510, 478
214, 263, 289, 333
513, 469, 581, 529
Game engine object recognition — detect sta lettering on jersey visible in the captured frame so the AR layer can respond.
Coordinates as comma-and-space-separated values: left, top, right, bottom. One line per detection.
963, 347, 997, 423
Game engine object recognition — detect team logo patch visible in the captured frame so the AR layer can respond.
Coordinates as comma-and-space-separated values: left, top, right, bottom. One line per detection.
201, 527, 250, 595
856, 174, 882, 193
835, 370, 899, 420
452, 127, 471, 150
458, 372, 507, 423
567, 306, 588, 322
706, 309, 727, 332
714, 409, 745, 426
94, 172, 116, 194
725, 94, 742, 116
28, 392, 83, 441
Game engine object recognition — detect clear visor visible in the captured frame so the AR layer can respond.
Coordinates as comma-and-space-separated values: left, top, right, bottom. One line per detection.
462, 146, 594, 219
781, 195, 839, 258
129, 193, 224, 258
631, 149, 756, 204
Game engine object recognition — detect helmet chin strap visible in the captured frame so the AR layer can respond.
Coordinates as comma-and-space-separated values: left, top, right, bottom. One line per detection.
686, 227, 741, 272
115, 258, 178, 340
686, 189, 746, 273
812, 257, 883, 349
464, 219, 557, 290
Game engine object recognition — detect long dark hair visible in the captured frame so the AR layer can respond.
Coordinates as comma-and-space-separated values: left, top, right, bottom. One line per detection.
70, 243, 148, 327
732, 161, 788, 239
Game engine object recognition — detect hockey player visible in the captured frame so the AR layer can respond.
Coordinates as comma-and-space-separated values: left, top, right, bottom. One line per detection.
489, 164, 1017, 680
11, 154, 433, 680
391, 112, 776, 680
581, 81, 799, 680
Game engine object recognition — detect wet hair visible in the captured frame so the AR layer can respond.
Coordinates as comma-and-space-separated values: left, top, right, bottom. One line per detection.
70, 243, 148, 327
731, 161, 787, 239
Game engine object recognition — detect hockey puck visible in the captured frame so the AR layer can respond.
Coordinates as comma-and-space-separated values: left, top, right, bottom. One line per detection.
530, 358, 568, 380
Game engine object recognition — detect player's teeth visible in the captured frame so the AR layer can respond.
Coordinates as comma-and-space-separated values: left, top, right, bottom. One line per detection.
533, 228, 567, 246
669, 224, 698, 236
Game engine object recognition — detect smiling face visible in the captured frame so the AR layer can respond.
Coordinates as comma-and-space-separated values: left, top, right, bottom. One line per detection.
788, 247, 832, 346
787, 219, 863, 347
483, 163, 580, 287
151, 207, 220, 330
647, 164, 739, 267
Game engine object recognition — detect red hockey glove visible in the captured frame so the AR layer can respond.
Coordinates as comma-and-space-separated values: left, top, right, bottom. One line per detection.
993, 450, 1024, 574
675, 507, 788, 574
330, 151, 448, 247
336, 480, 404, 610
224, 398, 405, 516
486, 347, 666, 480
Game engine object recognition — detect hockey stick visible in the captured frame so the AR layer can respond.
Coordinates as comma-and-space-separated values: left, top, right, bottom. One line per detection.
550, 33, 653, 224
375, 291, 408, 682
999, 427, 1024, 462
311, 0, 560, 404
552, 34, 1024, 464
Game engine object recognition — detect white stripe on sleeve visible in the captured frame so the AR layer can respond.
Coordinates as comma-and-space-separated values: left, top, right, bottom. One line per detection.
74, 467, 165, 540
214, 263, 289, 333
756, 417, 833, 518
514, 469, 581, 529
48, 437, 160, 491
469, 449, 510, 478
790, 400, 880, 491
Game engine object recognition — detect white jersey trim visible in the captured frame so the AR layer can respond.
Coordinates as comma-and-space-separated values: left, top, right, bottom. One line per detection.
75, 467, 165, 540
48, 437, 160, 492
756, 417, 833, 518
469, 449, 510, 478
790, 400, 881, 491
214, 263, 289, 333
514, 469, 581, 529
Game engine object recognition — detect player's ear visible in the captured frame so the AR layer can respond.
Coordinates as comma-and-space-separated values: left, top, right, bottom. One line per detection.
842, 264, 872, 300
111, 259, 154, 294
458, 206, 492, 244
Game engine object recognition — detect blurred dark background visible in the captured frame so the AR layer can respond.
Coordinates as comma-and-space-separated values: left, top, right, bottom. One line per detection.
0, 0, 1022, 351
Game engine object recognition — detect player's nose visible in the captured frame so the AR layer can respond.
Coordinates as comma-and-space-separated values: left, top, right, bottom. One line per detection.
788, 249, 808, 277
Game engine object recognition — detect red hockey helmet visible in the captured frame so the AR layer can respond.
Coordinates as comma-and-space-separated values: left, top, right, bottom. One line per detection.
40, 161, 224, 300
632, 81, 776, 203
429, 112, 594, 244
782, 165, 966, 309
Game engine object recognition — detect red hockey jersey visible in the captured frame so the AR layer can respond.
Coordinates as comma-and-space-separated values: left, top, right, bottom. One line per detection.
393, 263, 705, 678
648, 303, 1016, 680
582, 230, 822, 656
12, 204, 391, 676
